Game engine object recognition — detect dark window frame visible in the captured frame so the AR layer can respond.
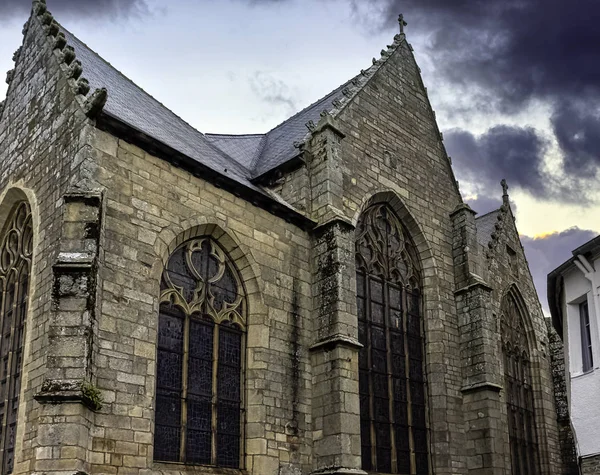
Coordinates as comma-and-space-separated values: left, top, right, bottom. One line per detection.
580, 300, 594, 373
356, 204, 429, 475
154, 237, 246, 469
0, 202, 32, 475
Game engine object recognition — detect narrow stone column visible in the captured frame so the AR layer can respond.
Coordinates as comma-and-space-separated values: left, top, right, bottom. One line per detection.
307, 111, 365, 474
310, 220, 365, 475
33, 192, 103, 473
451, 203, 505, 475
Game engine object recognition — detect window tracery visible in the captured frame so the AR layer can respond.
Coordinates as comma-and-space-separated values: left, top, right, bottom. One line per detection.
501, 291, 540, 475
356, 204, 429, 474
0, 202, 32, 475
154, 237, 245, 469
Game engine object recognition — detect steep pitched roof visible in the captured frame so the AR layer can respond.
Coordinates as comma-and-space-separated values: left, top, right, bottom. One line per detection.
59, 25, 406, 183
205, 134, 266, 171
61, 28, 256, 189
251, 81, 351, 177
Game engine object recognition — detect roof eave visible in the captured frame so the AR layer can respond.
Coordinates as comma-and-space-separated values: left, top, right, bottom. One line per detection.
96, 112, 316, 231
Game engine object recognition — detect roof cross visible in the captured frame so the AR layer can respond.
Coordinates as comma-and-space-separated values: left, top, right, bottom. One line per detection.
398, 14, 407, 34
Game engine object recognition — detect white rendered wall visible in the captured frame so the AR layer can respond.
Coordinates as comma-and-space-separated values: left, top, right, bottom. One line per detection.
562, 258, 600, 457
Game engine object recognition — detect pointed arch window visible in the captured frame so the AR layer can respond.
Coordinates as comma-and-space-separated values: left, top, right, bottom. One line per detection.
0, 202, 32, 475
154, 237, 245, 468
501, 291, 540, 475
356, 204, 429, 474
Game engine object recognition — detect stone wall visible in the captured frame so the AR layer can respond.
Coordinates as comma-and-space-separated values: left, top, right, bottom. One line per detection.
546, 319, 579, 475
0, 9, 98, 474
480, 202, 562, 475
581, 454, 600, 474
81, 128, 314, 474
303, 39, 466, 474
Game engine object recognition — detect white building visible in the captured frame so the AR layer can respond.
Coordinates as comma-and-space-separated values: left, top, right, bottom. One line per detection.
548, 235, 600, 474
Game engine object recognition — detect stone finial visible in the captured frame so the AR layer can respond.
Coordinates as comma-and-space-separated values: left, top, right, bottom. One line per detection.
83, 88, 107, 118
76, 78, 90, 96
305, 120, 316, 132
33, 1, 47, 15
68, 60, 83, 80
41, 11, 53, 26
54, 32, 67, 50
332, 99, 342, 108
351, 78, 359, 86
501, 178, 510, 206
5, 70, 14, 85
398, 13, 407, 35
12, 47, 21, 62
61, 46, 76, 65
314, 110, 346, 138
46, 20, 60, 37
342, 87, 352, 97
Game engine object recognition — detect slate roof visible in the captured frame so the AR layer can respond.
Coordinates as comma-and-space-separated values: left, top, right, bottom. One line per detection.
205, 134, 266, 171
475, 209, 500, 247
60, 26, 353, 185
61, 28, 259, 190
251, 81, 351, 177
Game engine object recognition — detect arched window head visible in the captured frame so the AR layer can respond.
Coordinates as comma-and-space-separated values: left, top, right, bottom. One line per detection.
356, 203, 429, 474
0, 201, 32, 475
154, 237, 246, 468
501, 290, 540, 475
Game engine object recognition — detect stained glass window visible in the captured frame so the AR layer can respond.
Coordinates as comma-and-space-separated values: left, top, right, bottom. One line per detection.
501, 291, 540, 475
356, 204, 429, 474
0, 202, 32, 474
154, 237, 245, 468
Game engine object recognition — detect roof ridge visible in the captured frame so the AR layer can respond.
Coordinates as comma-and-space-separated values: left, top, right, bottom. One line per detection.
475, 208, 501, 220
206, 133, 266, 138
251, 135, 269, 171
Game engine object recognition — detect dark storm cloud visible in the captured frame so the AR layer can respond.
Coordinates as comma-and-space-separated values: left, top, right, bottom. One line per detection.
552, 101, 600, 177
465, 195, 503, 217
0, 0, 148, 20
445, 125, 549, 198
367, 0, 600, 178
521, 228, 597, 314
364, 0, 600, 109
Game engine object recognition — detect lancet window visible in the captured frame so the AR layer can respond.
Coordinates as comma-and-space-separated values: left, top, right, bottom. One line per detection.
356, 204, 429, 474
0, 202, 32, 475
501, 291, 540, 475
154, 237, 245, 468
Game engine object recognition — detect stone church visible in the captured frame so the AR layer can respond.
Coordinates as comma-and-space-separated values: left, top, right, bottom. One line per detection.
0, 1, 567, 474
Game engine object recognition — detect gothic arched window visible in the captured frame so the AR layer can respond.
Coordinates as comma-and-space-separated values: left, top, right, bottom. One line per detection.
356, 204, 429, 474
154, 237, 246, 468
501, 291, 540, 475
0, 202, 32, 475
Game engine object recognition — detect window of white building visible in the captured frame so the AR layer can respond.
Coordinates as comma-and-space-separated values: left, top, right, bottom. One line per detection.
580, 301, 594, 373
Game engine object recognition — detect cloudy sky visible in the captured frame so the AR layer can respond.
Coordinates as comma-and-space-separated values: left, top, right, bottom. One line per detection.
1, 0, 599, 313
